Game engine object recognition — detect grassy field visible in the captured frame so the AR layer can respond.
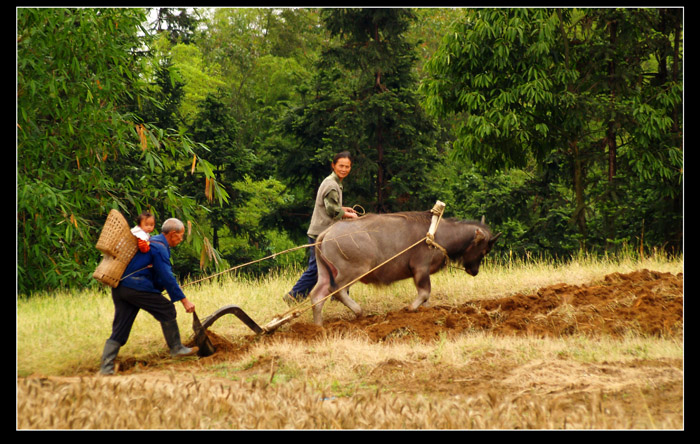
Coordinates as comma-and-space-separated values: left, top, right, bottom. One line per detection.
17, 250, 684, 429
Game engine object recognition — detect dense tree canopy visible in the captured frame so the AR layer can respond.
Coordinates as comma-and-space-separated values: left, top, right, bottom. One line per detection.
421, 8, 682, 254
18, 8, 225, 292
277, 8, 440, 214
17, 7, 683, 295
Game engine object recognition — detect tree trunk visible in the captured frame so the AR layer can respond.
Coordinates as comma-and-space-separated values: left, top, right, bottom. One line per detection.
670, 9, 683, 253
607, 19, 617, 183
571, 140, 587, 247
373, 22, 388, 213
605, 18, 618, 251
671, 9, 681, 145
376, 116, 386, 213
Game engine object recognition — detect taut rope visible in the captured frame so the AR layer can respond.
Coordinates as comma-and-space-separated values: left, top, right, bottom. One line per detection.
160, 201, 449, 333
181, 229, 380, 288
261, 234, 435, 332
261, 201, 448, 332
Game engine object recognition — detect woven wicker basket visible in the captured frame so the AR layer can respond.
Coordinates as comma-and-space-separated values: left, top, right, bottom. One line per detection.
95, 209, 138, 257
92, 254, 133, 288
93, 210, 139, 288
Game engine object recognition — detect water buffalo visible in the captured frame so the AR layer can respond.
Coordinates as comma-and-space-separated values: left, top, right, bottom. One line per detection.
308, 211, 501, 325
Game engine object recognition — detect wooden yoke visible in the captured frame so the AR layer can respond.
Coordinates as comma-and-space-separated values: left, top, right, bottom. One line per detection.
426, 200, 447, 256
427, 201, 446, 237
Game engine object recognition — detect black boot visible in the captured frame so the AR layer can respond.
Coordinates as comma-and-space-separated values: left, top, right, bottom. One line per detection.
160, 319, 195, 357
99, 339, 121, 375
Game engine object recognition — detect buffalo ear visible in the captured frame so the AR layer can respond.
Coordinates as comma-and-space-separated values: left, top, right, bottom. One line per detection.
474, 227, 485, 243
489, 232, 502, 246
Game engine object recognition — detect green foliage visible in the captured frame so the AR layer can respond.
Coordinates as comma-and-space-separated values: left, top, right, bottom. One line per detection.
167, 41, 227, 125
17, 7, 682, 296
18, 8, 148, 292
422, 9, 571, 169
422, 7, 682, 256
279, 8, 440, 213
151, 7, 201, 45
17, 8, 226, 294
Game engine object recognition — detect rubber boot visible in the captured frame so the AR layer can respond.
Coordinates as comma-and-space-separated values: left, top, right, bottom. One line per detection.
99, 339, 121, 375
160, 319, 195, 357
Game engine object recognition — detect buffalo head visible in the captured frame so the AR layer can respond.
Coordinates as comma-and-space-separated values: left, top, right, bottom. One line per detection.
462, 227, 501, 276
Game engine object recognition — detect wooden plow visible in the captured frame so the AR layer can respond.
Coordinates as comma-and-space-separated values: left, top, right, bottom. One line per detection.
187, 201, 446, 357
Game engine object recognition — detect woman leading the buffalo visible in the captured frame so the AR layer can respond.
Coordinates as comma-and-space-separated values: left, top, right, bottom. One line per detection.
284, 151, 358, 305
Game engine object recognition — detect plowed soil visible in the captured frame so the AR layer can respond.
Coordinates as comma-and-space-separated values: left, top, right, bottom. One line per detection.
203, 269, 683, 359
18, 269, 684, 429
191, 269, 683, 426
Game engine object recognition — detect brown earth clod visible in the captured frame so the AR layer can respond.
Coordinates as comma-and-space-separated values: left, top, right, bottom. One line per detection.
265, 268, 683, 345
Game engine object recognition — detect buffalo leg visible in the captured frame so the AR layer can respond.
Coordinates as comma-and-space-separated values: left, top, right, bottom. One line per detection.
309, 274, 331, 326
311, 272, 362, 325
333, 285, 362, 319
408, 270, 432, 311
330, 264, 363, 320
310, 241, 335, 325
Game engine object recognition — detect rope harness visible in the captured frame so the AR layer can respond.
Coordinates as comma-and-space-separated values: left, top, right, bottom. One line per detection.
260, 201, 447, 332
120, 201, 449, 333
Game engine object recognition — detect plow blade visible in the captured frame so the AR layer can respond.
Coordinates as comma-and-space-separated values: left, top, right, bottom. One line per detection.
192, 311, 217, 357
201, 304, 264, 335
191, 305, 293, 357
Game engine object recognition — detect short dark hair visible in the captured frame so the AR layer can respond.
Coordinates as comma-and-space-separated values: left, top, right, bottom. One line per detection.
332, 151, 352, 165
137, 211, 154, 225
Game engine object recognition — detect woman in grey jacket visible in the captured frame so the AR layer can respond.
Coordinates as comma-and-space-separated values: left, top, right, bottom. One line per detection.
284, 151, 358, 305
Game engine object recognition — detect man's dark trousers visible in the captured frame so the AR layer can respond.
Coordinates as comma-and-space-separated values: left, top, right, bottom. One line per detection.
109, 285, 177, 346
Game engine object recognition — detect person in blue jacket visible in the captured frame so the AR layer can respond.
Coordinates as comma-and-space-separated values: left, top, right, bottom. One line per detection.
100, 218, 196, 375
